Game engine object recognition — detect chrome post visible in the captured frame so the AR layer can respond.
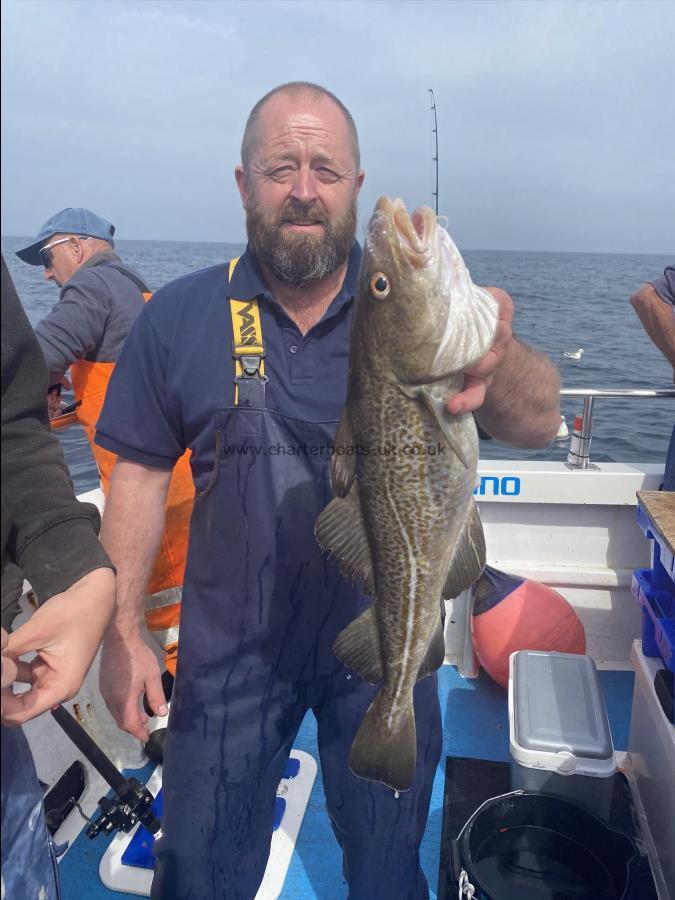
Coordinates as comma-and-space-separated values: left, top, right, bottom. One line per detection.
566, 397, 595, 469
579, 395, 595, 468
560, 386, 674, 471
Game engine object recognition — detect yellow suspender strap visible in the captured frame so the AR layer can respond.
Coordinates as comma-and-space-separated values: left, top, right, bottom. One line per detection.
228, 256, 240, 283
227, 257, 266, 406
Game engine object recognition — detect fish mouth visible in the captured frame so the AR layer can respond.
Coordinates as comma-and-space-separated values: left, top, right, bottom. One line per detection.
372, 197, 437, 269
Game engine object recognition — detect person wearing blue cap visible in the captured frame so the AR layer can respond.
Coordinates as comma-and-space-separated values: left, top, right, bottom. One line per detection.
16, 207, 149, 403
16, 207, 117, 268
16, 209, 194, 759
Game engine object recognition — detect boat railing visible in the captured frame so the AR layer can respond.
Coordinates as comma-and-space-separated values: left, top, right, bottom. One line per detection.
560, 387, 675, 469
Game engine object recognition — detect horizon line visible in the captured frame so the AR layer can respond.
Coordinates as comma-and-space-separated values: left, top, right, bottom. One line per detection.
1, 235, 672, 259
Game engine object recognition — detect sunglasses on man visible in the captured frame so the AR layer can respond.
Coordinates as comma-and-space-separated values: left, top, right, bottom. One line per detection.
39, 235, 91, 269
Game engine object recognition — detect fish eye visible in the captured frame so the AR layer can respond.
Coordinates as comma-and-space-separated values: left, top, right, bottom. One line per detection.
369, 273, 390, 299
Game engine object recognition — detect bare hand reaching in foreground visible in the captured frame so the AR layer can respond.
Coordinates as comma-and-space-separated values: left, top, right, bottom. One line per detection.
1, 567, 115, 725
100, 627, 168, 744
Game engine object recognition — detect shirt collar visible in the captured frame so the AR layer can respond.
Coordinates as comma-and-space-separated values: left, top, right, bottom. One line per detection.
80, 250, 122, 270
228, 241, 362, 319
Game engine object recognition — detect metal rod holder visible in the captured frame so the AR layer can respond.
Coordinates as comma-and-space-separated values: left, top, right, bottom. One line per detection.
561, 386, 674, 470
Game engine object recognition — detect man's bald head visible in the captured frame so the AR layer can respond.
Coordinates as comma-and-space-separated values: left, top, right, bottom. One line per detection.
241, 82, 360, 171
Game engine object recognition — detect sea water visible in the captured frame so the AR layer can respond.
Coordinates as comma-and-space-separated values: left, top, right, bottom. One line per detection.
2, 238, 672, 493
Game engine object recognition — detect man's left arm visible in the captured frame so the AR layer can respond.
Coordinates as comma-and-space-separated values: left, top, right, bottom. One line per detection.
35, 276, 112, 379
447, 287, 561, 448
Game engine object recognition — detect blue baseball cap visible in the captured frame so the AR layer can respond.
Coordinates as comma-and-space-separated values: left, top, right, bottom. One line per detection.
16, 207, 116, 265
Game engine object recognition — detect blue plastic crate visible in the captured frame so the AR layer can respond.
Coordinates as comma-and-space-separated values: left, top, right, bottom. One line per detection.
636, 504, 675, 589
632, 568, 675, 672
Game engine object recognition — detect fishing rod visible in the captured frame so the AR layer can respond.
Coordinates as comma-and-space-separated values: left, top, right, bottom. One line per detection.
428, 88, 439, 217
51, 705, 162, 839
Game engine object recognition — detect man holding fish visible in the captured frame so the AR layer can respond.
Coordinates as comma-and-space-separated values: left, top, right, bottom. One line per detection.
96, 82, 560, 899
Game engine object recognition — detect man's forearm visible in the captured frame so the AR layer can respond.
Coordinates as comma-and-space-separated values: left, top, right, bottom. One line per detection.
631, 285, 675, 369
100, 461, 171, 638
475, 337, 561, 448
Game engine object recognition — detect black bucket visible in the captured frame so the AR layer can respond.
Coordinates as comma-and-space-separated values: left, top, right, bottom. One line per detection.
453, 791, 638, 900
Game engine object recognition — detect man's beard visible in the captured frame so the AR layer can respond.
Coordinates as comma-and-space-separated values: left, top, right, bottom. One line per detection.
246, 196, 357, 287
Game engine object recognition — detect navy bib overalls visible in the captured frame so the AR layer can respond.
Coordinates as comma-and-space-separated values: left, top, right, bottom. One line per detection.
120, 259, 443, 900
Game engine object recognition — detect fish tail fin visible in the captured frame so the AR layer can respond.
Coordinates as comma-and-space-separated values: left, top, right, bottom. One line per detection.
349, 690, 416, 792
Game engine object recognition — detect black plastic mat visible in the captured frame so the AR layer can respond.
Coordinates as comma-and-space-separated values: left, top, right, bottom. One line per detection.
437, 757, 658, 900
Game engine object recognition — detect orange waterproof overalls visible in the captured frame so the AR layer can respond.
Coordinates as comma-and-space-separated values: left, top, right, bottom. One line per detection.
68, 284, 192, 675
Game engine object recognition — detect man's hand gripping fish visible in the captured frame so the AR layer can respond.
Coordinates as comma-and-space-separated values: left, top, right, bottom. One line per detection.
316, 198, 499, 792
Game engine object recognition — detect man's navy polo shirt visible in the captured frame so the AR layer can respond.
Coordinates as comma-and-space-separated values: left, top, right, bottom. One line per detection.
650, 265, 675, 306
95, 243, 360, 493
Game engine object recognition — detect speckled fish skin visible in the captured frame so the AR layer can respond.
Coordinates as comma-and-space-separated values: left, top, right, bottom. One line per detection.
316, 198, 498, 792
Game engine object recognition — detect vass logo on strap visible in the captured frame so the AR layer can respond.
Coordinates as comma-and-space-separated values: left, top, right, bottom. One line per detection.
232, 301, 263, 350
230, 299, 265, 355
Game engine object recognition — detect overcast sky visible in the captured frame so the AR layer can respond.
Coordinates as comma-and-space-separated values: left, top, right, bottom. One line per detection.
1, 0, 673, 253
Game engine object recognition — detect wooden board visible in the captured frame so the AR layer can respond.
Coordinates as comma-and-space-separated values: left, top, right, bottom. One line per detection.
637, 491, 675, 554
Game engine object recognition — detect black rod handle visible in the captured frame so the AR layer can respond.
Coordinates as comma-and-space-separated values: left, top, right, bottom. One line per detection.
51, 705, 126, 793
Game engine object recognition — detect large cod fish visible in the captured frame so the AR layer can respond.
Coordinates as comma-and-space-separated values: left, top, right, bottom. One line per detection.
316, 197, 499, 792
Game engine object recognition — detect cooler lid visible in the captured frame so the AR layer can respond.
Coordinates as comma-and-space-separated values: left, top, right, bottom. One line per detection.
510, 651, 613, 761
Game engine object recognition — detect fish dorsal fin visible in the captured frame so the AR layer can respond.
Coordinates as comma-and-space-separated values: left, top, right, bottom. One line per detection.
315, 485, 375, 596
331, 406, 355, 497
333, 605, 383, 683
442, 500, 486, 599
430, 229, 499, 377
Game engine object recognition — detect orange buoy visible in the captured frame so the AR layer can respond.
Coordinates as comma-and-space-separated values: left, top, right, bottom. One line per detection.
472, 566, 586, 689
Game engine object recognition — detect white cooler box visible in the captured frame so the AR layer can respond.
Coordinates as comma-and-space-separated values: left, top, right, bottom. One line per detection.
508, 650, 617, 822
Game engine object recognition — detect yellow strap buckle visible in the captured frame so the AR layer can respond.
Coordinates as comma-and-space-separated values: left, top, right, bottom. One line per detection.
228, 259, 266, 405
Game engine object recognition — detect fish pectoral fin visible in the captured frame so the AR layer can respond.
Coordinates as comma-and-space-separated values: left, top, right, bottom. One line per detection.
414, 385, 469, 469
331, 406, 356, 497
349, 690, 416, 792
442, 500, 486, 599
416, 613, 446, 679
333, 605, 384, 684
396, 383, 418, 401
315, 487, 375, 595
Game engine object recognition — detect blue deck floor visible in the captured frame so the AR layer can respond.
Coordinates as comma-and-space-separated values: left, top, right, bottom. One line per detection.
59, 666, 635, 899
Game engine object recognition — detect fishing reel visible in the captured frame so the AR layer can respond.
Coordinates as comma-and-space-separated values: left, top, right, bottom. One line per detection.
51, 705, 162, 841
85, 777, 161, 839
